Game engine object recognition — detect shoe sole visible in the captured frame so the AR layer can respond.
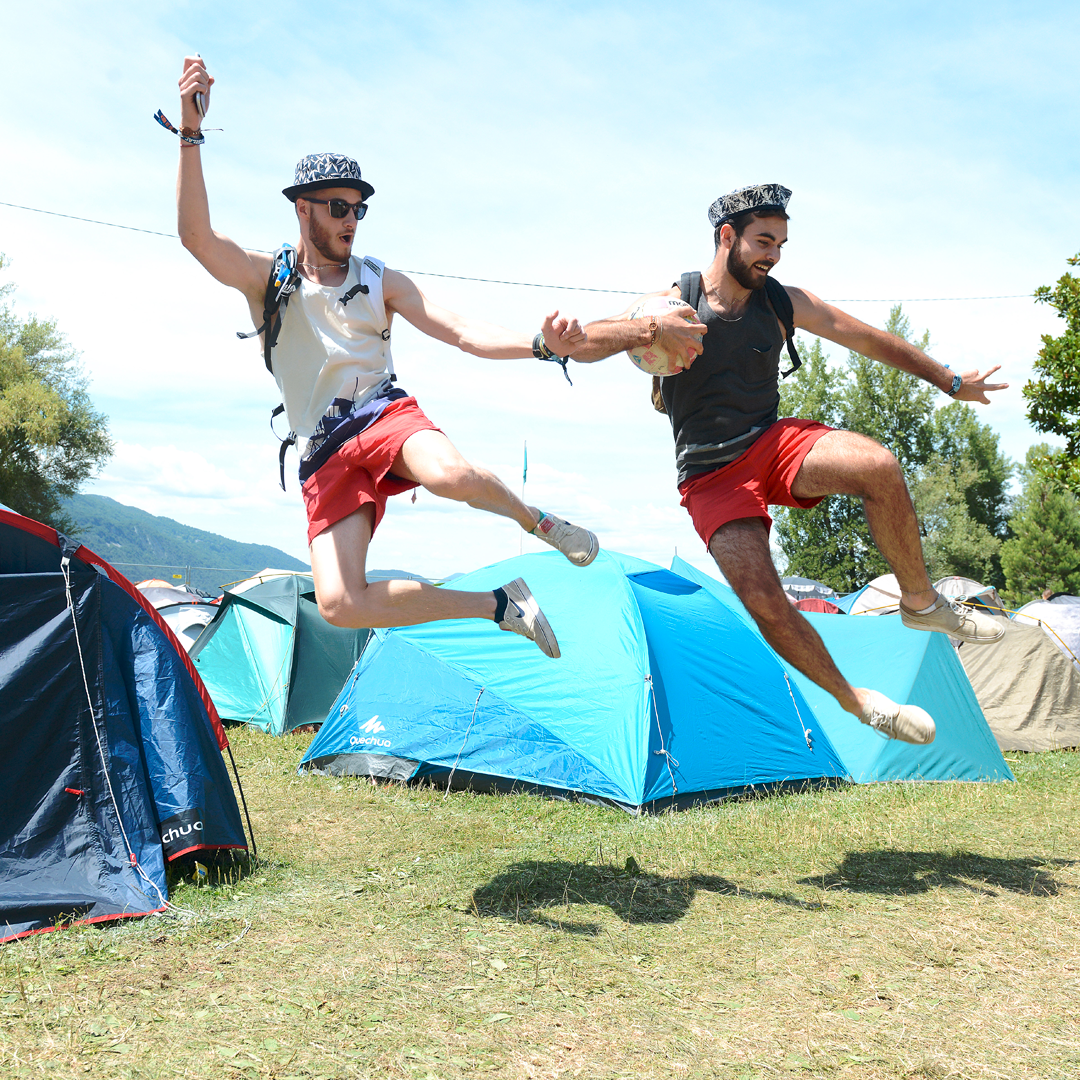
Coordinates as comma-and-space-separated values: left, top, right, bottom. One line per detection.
506, 578, 561, 659
572, 532, 599, 567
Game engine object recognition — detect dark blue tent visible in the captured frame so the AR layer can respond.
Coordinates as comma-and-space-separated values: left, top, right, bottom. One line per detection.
0, 506, 250, 943
301, 551, 847, 811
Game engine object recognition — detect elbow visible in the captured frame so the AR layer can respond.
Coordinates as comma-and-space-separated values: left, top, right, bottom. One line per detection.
179, 227, 205, 256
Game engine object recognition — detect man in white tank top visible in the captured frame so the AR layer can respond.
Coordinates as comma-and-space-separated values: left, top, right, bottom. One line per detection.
172, 56, 598, 658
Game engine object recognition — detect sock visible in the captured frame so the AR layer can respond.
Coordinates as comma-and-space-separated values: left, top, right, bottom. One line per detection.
493, 587, 509, 623
914, 598, 940, 614
531, 512, 548, 535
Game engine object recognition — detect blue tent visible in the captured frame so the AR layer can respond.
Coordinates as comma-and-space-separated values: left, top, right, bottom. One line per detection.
670, 557, 1012, 784
0, 507, 250, 943
301, 551, 847, 811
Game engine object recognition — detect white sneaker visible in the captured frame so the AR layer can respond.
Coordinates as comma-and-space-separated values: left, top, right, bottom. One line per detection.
532, 512, 599, 567
900, 594, 1005, 644
859, 690, 936, 744
497, 578, 560, 658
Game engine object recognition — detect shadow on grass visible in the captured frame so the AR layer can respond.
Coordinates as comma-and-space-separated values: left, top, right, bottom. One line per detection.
799, 850, 1076, 898
471, 858, 816, 934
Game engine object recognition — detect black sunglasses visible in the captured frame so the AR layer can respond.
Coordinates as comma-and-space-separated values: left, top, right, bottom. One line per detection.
303, 197, 368, 220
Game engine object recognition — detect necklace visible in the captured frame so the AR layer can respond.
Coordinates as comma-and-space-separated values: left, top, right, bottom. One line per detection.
701, 271, 745, 323
299, 261, 348, 270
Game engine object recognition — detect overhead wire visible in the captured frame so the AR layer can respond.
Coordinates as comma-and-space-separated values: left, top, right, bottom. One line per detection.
0, 199, 1036, 304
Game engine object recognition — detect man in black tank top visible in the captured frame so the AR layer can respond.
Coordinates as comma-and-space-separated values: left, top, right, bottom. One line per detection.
570, 184, 1010, 744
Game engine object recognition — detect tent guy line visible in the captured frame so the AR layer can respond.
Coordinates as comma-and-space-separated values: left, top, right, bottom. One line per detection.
1, 200, 1035, 304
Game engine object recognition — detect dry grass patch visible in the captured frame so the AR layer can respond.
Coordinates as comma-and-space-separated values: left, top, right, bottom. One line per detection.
2, 731, 1078, 1079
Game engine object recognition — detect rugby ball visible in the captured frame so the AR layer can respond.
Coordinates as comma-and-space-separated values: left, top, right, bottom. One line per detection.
625, 297, 700, 376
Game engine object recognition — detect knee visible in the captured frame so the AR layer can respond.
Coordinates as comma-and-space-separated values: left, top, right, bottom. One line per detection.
860, 444, 905, 491
422, 459, 481, 499
737, 583, 794, 633
316, 585, 368, 629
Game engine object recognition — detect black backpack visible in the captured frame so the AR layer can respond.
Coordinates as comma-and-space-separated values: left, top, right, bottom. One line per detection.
651, 272, 802, 413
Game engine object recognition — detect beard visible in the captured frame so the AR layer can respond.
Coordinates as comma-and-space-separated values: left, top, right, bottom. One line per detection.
308, 212, 353, 264
727, 240, 770, 291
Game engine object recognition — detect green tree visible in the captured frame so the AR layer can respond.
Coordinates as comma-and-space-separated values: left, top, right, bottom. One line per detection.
908, 455, 1001, 584
1000, 444, 1080, 607
1024, 253, 1080, 494
0, 256, 112, 533
774, 336, 889, 591
775, 306, 1011, 592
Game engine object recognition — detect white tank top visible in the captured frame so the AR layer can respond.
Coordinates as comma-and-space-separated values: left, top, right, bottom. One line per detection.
270, 255, 395, 437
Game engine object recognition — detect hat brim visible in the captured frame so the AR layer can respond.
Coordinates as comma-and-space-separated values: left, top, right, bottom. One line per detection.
711, 202, 787, 228
283, 177, 375, 202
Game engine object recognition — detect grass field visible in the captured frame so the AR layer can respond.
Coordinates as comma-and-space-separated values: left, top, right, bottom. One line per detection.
3, 731, 1079, 1079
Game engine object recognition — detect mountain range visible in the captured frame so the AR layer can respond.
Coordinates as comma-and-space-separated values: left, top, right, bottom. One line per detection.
62, 494, 309, 593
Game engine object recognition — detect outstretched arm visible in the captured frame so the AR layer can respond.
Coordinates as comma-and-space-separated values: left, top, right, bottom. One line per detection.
570, 287, 707, 365
382, 269, 586, 358
175, 56, 269, 308
788, 285, 1008, 404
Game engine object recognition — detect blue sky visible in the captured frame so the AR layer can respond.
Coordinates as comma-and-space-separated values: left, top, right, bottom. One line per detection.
3, 1, 1077, 579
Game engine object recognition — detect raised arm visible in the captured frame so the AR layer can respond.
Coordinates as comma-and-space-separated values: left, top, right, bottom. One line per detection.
382, 269, 586, 359
571, 287, 707, 364
175, 56, 270, 308
788, 285, 1008, 404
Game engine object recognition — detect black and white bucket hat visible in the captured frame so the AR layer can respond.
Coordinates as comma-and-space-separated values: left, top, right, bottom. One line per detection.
282, 153, 375, 202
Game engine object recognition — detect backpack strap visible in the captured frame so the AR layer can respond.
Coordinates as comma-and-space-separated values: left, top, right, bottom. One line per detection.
236, 244, 301, 375
764, 276, 802, 378
270, 404, 297, 491
652, 274, 703, 414
678, 272, 702, 311
358, 257, 396, 382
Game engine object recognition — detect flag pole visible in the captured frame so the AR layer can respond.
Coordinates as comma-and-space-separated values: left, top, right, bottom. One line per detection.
520, 440, 527, 556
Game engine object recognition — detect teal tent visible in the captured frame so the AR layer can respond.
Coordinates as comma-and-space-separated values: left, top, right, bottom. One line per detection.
670, 557, 1012, 784
301, 551, 848, 811
190, 573, 371, 736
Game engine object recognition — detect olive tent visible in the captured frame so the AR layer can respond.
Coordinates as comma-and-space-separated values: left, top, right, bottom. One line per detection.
0, 506, 249, 943
955, 613, 1080, 751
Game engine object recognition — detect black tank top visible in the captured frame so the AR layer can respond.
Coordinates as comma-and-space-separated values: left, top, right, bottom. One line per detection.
660, 276, 784, 484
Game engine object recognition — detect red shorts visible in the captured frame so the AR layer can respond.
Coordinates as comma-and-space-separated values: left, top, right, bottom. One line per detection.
678, 418, 834, 547
301, 397, 441, 544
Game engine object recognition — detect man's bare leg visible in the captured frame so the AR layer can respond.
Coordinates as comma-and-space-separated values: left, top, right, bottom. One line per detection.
393, 430, 598, 566
708, 518, 867, 716
393, 429, 541, 530
310, 504, 497, 628
790, 429, 936, 610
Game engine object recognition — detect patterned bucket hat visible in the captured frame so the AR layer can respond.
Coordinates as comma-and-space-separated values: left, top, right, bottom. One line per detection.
282, 153, 375, 202
708, 183, 791, 227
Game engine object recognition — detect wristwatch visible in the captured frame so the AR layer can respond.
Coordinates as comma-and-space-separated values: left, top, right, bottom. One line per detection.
946, 372, 962, 396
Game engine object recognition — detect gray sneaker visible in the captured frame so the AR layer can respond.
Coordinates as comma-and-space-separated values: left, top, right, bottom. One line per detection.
899, 594, 1005, 644
859, 690, 936, 744
498, 578, 560, 658
532, 512, 599, 567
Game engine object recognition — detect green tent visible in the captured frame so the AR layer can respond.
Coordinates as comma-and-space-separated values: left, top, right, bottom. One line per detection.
190, 573, 371, 736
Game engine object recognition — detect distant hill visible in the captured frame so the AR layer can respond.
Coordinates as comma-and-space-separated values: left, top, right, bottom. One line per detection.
62, 494, 309, 593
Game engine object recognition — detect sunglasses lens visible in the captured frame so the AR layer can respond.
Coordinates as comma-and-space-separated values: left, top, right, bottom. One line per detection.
328, 200, 366, 220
